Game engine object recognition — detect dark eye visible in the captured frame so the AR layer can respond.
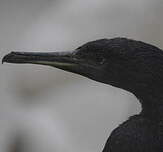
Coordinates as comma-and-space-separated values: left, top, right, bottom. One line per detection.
99, 58, 106, 65
91, 53, 105, 65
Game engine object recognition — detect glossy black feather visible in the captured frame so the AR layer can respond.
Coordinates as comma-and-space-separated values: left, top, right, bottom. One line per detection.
76, 38, 163, 152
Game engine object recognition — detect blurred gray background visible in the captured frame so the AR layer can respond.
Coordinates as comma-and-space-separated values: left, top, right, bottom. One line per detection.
0, 0, 163, 152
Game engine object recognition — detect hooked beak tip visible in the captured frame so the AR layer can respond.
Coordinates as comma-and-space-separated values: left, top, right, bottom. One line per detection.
2, 52, 20, 64
2, 52, 13, 64
2, 51, 32, 64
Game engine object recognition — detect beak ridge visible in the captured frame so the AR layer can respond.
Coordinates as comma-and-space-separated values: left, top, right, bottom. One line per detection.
2, 51, 80, 73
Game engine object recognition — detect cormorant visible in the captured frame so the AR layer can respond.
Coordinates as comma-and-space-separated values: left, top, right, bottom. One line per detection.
2, 38, 163, 152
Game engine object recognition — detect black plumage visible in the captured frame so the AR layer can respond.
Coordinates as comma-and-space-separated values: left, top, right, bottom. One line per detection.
3, 37, 163, 152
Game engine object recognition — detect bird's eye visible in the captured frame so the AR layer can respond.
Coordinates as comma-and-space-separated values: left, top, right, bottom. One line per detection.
99, 58, 106, 65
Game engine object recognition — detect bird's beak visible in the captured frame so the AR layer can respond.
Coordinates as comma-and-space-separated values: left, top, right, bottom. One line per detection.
2, 51, 81, 73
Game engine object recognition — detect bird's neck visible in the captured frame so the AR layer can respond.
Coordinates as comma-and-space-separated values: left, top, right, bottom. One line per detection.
129, 87, 163, 121
140, 97, 163, 122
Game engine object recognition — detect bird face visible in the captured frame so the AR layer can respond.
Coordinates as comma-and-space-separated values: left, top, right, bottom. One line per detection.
70, 38, 131, 87
3, 38, 163, 98
72, 38, 134, 88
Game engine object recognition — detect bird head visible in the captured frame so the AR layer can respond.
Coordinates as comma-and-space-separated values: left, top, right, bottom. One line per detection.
3, 38, 163, 105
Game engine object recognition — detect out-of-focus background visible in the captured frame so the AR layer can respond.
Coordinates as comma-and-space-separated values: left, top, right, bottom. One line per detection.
0, 0, 163, 152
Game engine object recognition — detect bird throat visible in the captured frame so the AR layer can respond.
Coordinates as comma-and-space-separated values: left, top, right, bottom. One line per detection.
140, 97, 163, 122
